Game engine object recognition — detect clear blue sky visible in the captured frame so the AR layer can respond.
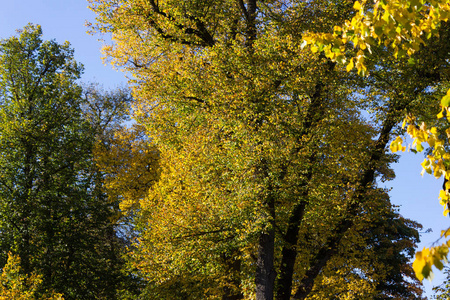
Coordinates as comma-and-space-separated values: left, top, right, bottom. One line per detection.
0, 0, 126, 88
1, 0, 448, 297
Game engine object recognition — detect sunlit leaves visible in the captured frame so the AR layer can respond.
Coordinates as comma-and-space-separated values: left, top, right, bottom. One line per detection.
441, 89, 450, 107
390, 136, 406, 152
414, 242, 450, 281
94, 124, 159, 215
0, 253, 64, 300
302, 0, 450, 73
89, 0, 428, 297
302, 0, 450, 283
400, 94, 450, 280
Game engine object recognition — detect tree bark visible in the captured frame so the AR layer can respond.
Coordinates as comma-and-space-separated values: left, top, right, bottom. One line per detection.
275, 201, 307, 300
255, 193, 276, 300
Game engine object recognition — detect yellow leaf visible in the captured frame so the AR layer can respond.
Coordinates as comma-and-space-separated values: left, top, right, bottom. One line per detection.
344, 59, 353, 72
428, 136, 436, 148
413, 252, 426, 281
445, 229, 450, 238
431, 127, 438, 135
390, 136, 404, 152
303, 35, 313, 43
353, 1, 362, 10
439, 190, 448, 206
417, 142, 424, 152
390, 140, 398, 152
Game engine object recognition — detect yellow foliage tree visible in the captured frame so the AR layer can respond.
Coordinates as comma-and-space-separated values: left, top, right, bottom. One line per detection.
94, 124, 159, 219
287, 0, 450, 283
304, 0, 450, 283
88, 0, 446, 298
0, 253, 63, 300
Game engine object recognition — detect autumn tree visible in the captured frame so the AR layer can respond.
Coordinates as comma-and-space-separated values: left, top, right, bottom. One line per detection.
0, 24, 132, 299
0, 253, 63, 300
88, 0, 447, 298
296, 0, 450, 281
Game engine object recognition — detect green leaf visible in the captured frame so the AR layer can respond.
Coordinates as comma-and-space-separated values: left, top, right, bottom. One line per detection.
433, 257, 445, 271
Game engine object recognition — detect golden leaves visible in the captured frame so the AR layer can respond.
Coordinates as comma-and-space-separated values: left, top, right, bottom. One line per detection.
94, 125, 159, 215
0, 253, 64, 300
88, 0, 428, 294
389, 136, 405, 152
302, 0, 450, 74
414, 242, 450, 281
353, 1, 362, 11
401, 91, 450, 280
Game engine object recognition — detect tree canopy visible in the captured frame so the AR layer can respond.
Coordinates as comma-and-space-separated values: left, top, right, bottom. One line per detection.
87, 0, 450, 298
4, 0, 450, 298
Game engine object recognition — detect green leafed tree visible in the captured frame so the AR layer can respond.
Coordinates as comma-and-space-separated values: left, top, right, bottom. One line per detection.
0, 24, 132, 299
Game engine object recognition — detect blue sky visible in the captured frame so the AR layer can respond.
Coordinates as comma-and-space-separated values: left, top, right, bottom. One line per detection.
1, 0, 448, 297
0, 0, 125, 88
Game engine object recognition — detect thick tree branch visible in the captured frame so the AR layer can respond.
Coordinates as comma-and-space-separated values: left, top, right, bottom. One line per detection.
237, 0, 249, 21
145, 0, 215, 47
292, 97, 409, 299
275, 60, 334, 300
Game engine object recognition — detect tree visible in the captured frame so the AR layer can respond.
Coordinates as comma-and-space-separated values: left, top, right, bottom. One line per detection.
0, 24, 131, 299
81, 83, 151, 299
280, 0, 450, 283
93, 122, 160, 298
0, 253, 63, 300
88, 0, 446, 298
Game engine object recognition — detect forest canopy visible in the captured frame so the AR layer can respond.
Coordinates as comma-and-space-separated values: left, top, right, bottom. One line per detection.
3, 0, 450, 299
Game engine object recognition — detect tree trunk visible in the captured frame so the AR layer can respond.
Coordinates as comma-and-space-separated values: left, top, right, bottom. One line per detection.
255, 222, 276, 300
275, 201, 307, 300
275, 63, 329, 299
